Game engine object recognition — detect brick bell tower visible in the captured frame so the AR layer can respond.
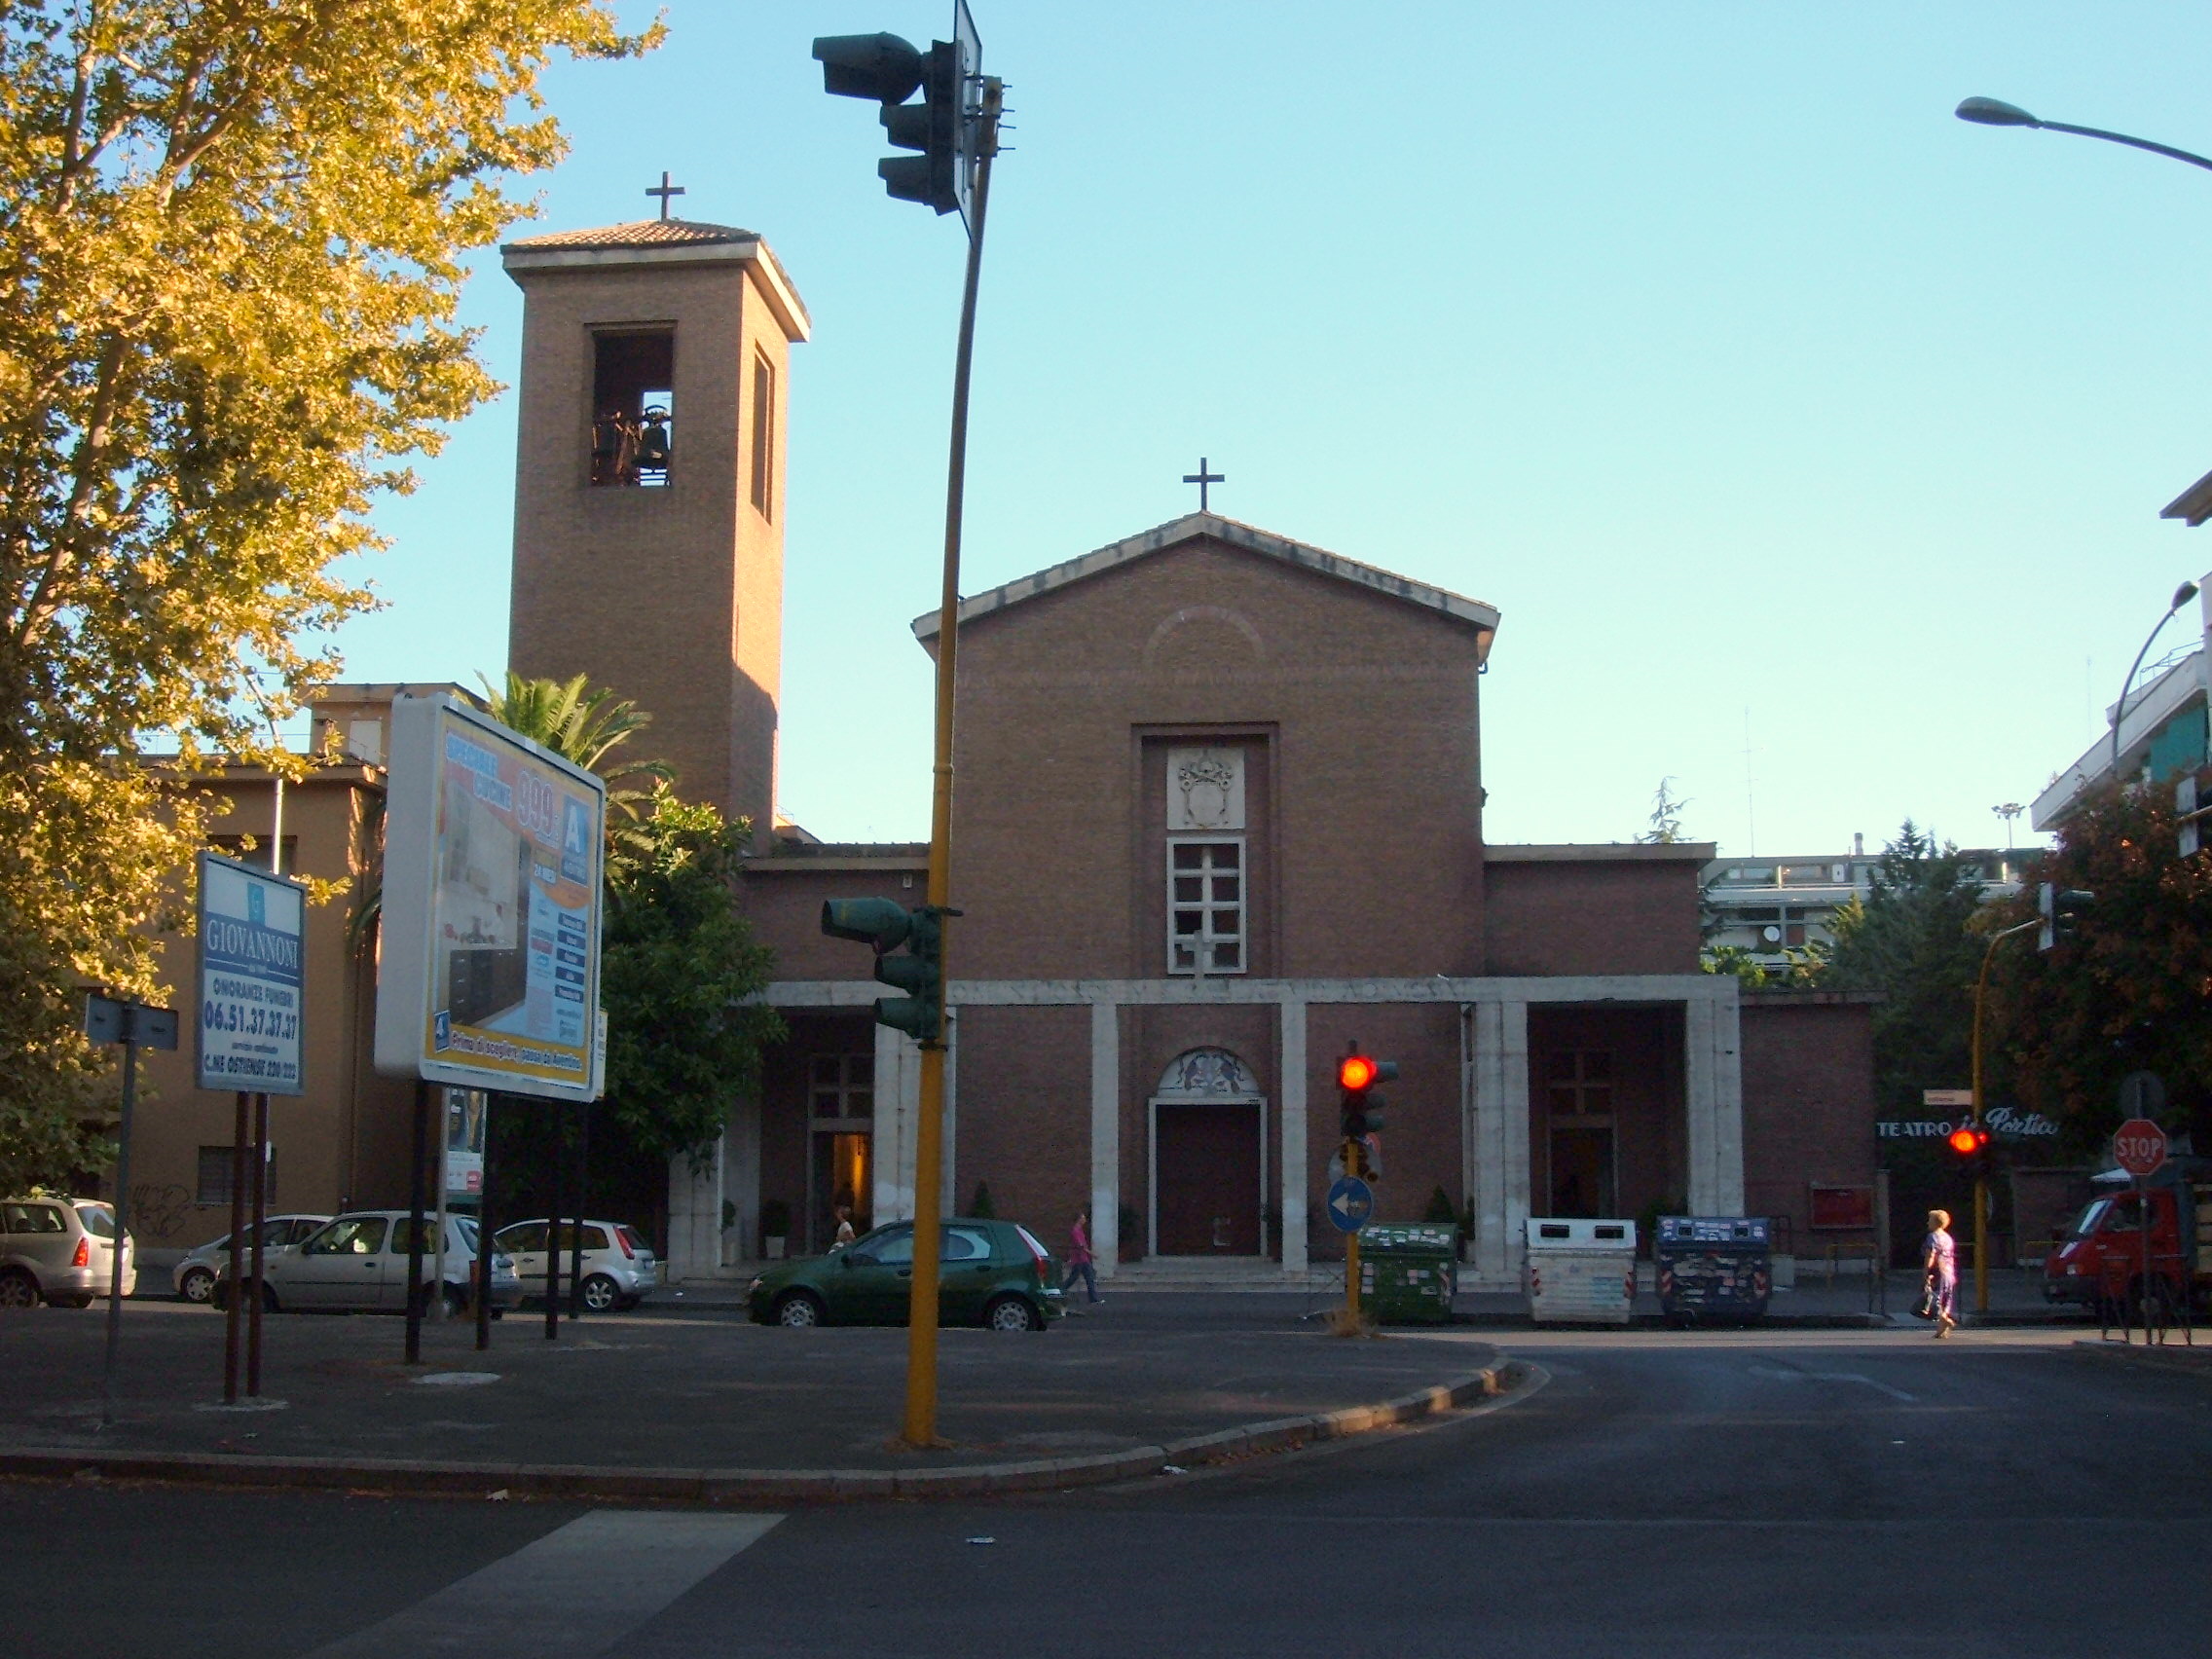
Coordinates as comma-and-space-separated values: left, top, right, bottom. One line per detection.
501, 211, 809, 843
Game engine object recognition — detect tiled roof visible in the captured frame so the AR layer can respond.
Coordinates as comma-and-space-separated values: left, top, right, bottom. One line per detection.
503, 218, 756, 251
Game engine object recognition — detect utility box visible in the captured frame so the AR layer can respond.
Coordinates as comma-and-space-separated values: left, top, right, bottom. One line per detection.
1357, 1225, 1458, 1324
1655, 1216, 1771, 1326
1524, 1217, 1638, 1325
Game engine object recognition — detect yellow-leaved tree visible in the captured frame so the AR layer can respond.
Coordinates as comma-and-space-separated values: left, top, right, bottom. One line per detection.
0, 1, 658, 1193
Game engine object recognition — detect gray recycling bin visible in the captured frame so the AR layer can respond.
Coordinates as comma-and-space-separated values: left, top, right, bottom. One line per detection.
1356, 1224, 1459, 1324
1655, 1216, 1770, 1325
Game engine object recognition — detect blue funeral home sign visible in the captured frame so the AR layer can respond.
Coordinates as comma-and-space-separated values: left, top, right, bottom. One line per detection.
1326, 1175, 1375, 1235
195, 851, 308, 1094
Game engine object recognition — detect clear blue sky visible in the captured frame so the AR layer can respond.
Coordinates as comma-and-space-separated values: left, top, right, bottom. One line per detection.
332, 2, 2212, 858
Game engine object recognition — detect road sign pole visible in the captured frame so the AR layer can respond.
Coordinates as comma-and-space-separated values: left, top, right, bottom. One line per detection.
2138, 1173, 2152, 1344
224, 1092, 247, 1402
247, 1091, 269, 1395
1346, 1226, 1361, 1323
405, 1079, 428, 1364
97, 1030, 138, 1431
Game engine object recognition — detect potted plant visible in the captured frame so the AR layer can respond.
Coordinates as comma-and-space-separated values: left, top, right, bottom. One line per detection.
759, 1198, 791, 1260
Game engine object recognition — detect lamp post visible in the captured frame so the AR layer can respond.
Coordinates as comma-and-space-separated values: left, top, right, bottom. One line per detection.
1955, 97, 2212, 174
2112, 581, 2201, 780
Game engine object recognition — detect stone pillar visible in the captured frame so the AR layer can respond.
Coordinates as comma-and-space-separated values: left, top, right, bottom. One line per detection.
1278, 997, 1309, 1274
1089, 999, 1120, 1276
722, 1087, 762, 1268
1471, 999, 1530, 1289
664, 1136, 725, 1284
872, 1022, 920, 1225
1685, 989, 1747, 1214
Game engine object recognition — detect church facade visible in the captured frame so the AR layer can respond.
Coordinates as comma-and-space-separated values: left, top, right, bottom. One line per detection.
495, 215, 1881, 1289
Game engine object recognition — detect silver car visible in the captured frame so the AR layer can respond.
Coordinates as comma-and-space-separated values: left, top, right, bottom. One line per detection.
0, 1198, 137, 1309
495, 1218, 661, 1311
217, 1210, 519, 1315
171, 1214, 332, 1304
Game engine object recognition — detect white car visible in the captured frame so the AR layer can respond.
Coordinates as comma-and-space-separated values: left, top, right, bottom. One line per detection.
0, 1198, 135, 1308
495, 1219, 660, 1311
216, 1210, 519, 1314
171, 1214, 331, 1303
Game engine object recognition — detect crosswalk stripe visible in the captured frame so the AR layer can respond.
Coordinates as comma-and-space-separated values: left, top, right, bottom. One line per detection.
300, 1509, 783, 1658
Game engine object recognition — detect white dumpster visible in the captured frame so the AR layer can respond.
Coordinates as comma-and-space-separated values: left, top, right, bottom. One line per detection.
1524, 1217, 1639, 1325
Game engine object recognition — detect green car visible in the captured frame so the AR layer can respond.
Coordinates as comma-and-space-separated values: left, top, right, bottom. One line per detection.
747, 1218, 1065, 1332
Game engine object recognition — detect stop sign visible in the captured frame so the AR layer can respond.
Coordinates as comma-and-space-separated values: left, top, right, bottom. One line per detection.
2114, 1118, 2169, 1178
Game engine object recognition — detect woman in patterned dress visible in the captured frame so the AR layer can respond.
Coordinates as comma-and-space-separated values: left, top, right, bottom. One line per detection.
1923, 1208, 1957, 1338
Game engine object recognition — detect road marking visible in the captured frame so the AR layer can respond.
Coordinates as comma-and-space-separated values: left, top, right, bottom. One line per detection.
300, 1509, 781, 1658
1749, 1363, 1917, 1402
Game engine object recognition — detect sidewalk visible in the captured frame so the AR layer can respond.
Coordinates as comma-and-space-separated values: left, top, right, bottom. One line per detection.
0, 1301, 1513, 1501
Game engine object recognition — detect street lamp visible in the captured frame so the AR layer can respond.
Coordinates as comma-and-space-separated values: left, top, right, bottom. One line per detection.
2112, 581, 2201, 779
1955, 97, 2212, 174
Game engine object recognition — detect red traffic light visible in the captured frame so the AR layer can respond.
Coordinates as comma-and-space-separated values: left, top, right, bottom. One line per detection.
1946, 1125, 1990, 1156
1339, 1054, 1379, 1091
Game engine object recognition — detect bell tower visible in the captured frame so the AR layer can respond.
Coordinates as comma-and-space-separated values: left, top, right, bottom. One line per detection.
501, 214, 810, 841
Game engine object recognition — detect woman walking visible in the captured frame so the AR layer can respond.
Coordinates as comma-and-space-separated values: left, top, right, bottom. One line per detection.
1923, 1208, 1957, 1338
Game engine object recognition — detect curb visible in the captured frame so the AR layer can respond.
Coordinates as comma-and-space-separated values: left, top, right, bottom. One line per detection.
2071, 1338, 2212, 1381
0, 1361, 1526, 1504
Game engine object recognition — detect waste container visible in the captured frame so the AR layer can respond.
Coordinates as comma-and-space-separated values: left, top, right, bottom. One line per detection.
1655, 1215, 1770, 1326
1524, 1217, 1638, 1325
1356, 1224, 1458, 1324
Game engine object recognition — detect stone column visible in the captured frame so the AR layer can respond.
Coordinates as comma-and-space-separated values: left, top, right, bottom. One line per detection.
1278, 997, 1309, 1274
1684, 989, 1746, 1214
1471, 999, 1530, 1288
872, 1023, 919, 1225
664, 1136, 725, 1285
722, 1087, 762, 1268
1089, 998, 1121, 1276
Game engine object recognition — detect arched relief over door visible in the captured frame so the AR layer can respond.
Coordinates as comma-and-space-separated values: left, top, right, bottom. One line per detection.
1148, 1047, 1268, 1256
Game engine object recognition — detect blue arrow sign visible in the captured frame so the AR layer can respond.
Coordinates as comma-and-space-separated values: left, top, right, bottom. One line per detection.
1326, 1176, 1374, 1235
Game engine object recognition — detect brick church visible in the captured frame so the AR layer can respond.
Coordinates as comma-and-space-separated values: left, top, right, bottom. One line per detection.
498, 212, 1881, 1289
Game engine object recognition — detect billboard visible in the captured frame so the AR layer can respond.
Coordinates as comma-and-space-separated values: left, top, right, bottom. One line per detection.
195, 852, 308, 1095
374, 694, 605, 1101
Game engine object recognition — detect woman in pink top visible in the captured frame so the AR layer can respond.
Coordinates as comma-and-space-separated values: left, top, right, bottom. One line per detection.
1923, 1208, 1957, 1338
1061, 1210, 1101, 1304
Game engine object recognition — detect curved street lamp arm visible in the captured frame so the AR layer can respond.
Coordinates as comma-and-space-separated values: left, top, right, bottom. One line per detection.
2113, 606, 2185, 775
2036, 120, 2212, 175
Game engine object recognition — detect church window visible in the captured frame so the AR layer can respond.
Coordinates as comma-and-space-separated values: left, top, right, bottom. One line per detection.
590, 328, 674, 488
1546, 1051, 1613, 1120
1167, 837, 1244, 975
750, 349, 776, 519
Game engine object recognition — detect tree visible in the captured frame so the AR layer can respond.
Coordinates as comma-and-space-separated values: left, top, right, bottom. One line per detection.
0, 3, 654, 1193
1822, 822, 1993, 1114
1986, 782, 2212, 1157
1639, 778, 1690, 844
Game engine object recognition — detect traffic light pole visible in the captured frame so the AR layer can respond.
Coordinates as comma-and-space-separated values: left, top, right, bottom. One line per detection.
904, 78, 1002, 1451
1970, 918, 2040, 1313
1343, 1152, 1361, 1325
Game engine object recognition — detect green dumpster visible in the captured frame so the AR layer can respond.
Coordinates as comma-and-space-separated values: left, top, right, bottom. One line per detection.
1356, 1224, 1459, 1324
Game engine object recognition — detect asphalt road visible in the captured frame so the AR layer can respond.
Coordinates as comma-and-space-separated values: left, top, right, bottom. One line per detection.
10, 1327, 2206, 1657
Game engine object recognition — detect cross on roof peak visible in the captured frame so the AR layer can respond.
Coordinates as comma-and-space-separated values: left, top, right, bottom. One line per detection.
1182, 456, 1224, 512
645, 170, 685, 220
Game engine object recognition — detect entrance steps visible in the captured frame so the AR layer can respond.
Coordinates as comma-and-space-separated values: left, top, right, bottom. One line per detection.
1107, 1257, 1344, 1293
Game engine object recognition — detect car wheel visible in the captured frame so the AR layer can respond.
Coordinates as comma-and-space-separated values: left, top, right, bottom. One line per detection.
580, 1273, 620, 1313
775, 1290, 826, 1328
0, 1269, 40, 1309
179, 1267, 216, 1304
985, 1294, 1041, 1333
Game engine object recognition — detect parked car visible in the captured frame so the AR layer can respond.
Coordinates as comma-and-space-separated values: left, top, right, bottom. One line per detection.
0, 1198, 136, 1309
494, 1219, 660, 1311
172, 1214, 332, 1304
214, 1210, 519, 1315
747, 1218, 1064, 1331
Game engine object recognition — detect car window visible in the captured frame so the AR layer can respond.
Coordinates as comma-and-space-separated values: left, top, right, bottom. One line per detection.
583, 1226, 609, 1252
285, 1219, 323, 1245
1014, 1225, 1050, 1261
867, 1228, 915, 1266
454, 1217, 479, 1253
307, 1217, 387, 1255
498, 1223, 543, 1253
4, 1202, 63, 1234
617, 1226, 648, 1254
390, 1219, 446, 1254
943, 1227, 991, 1262
75, 1205, 114, 1238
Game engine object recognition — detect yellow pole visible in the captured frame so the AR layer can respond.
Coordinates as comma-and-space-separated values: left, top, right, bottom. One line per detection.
1344, 1140, 1361, 1324
903, 83, 1000, 1452
1971, 917, 2042, 1315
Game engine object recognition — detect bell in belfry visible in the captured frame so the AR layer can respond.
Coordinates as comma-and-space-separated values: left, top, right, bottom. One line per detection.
635, 405, 672, 477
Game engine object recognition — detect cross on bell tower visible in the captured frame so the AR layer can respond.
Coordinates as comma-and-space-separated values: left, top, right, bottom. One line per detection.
645, 170, 685, 220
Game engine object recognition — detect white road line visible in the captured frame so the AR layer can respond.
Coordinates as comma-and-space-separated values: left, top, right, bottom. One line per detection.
299, 1509, 782, 1659
1749, 1363, 1917, 1402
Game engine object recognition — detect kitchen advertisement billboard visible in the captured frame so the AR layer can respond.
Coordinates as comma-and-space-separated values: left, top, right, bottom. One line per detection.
374, 693, 605, 1101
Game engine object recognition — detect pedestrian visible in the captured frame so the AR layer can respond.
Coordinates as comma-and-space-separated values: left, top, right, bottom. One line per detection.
830, 1203, 856, 1251
1062, 1209, 1101, 1304
1922, 1208, 1957, 1338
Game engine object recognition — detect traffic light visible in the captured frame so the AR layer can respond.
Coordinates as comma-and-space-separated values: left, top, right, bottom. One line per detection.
812, 12, 982, 221
1338, 1045, 1397, 1141
2037, 882, 2093, 951
1946, 1123, 1995, 1180
821, 898, 947, 1043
